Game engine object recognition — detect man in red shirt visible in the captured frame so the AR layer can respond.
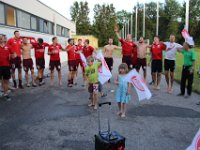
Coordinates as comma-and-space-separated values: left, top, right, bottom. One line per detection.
150, 36, 166, 90
114, 26, 137, 69
0, 35, 12, 101
66, 39, 77, 87
83, 39, 95, 59
48, 37, 64, 86
32, 38, 49, 86
7, 31, 23, 89
75, 39, 84, 86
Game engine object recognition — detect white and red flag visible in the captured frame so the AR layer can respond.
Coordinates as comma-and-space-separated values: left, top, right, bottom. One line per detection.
186, 128, 200, 150
95, 51, 112, 85
124, 69, 152, 101
181, 28, 190, 39
80, 52, 88, 68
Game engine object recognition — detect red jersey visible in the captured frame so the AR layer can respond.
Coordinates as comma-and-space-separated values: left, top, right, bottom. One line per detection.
0, 44, 11, 67
48, 44, 62, 61
7, 38, 22, 57
120, 38, 136, 56
66, 45, 76, 61
132, 46, 138, 65
75, 45, 83, 60
32, 42, 49, 59
83, 46, 94, 58
151, 43, 166, 60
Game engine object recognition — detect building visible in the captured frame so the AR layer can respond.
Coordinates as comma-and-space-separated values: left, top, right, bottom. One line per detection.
0, 0, 76, 71
73, 35, 99, 49
0, 0, 76, 46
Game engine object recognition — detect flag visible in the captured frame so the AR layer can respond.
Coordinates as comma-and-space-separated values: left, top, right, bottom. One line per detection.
186, 128, 200, 150
181, 28, 190, 39
80, 52, 88, 68
95, 50, 112, 85
123, 69, 152, 101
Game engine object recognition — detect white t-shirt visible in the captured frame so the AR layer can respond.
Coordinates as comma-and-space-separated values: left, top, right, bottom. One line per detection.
164, 42, 183, 60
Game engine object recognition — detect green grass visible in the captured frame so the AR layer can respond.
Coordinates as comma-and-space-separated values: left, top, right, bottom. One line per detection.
113, 48, 200, 93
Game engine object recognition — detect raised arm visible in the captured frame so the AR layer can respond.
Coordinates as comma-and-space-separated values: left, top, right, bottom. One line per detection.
114, 25, 121, 40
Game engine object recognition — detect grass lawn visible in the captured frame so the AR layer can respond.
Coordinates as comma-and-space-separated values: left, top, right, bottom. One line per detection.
112, 47, 200, 93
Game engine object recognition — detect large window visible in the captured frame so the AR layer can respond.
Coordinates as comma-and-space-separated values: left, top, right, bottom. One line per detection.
64, 28, 69, 37
39, 19, 44, 32
31, 16, 37, 30
57, 25, 69, 37
6, 6, 16, 26
56, 25, 62, 36
17, 10, 30, 29
0, 3, 5, 24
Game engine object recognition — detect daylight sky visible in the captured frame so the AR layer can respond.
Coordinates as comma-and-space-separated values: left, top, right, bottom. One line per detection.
39, 0, 185, 21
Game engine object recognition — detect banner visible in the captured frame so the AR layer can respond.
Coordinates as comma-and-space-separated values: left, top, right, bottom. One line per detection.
95, 51, 112, 85
79, 51, 112, 85
80, 52, 88, 68
181, 28, 190, 40
186, 128, 200, 150
123, 69, 152, 101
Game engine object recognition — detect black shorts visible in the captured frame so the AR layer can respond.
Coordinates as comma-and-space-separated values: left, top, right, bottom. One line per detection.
152, 60, 162, 73
11, 57, 22, 70
104, 57, 113, 71
36, 58, 45, 69
49, 60, 61, 71
164, 59, 175, 72
23, 58, 34, 72
68, 60, 77, 71
136, 58, 147, 71
0, 67, 11, 80
122, 55, 132, 69
88, 83, 99, 94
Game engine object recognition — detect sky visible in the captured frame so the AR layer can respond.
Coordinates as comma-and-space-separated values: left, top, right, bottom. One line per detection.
39, 0, 185, 21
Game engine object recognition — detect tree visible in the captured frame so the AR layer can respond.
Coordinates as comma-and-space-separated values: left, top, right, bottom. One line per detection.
93, 4, 117, 46
70, 1, 91, 35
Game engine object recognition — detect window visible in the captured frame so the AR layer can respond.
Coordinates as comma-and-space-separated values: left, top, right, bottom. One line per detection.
6, 6, 16, 26
39, 19, 44, 32
0, 3, 5, 24
48, 22, 53, 34
17, 10, 30, 29
56, 25, 62, 36
44, 20, 48, 33
65, 28, 69, 37
31, 16, 37, 30
61, 27, 65, 36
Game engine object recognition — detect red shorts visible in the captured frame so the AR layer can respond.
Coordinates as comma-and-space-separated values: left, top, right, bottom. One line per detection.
136, 58, 147, 71
36, 58, 45, 69
11, 57, 22, 70
76, 59, 84, 71
49, 60, 61, 71
68, 60, 77, 71
23, 58, 34, 72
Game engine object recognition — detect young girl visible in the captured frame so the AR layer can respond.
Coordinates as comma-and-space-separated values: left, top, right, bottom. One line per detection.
115, 63, 131, 118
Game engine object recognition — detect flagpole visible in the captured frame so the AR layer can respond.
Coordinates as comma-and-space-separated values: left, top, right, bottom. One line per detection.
143, 2, 145, 37
135, 0, 138, 41
185, 0, 190, 31
131, 14, 133, 35
156, 0, 159, 35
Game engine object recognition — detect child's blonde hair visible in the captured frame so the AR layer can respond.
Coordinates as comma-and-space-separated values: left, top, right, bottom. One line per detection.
87, 56, 94, 63
118, 63, 129, 74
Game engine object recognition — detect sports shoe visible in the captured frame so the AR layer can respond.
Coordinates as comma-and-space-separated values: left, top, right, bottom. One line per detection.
26, 83, 31, 87
39, 81, 45, 86
19, 84, 24, 89
177, 93, 184, 96
4, 94, 11, 101
32, 83, 37, 87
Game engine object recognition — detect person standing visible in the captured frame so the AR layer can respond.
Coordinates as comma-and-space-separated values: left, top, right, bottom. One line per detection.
32, 38, 49, 86
177, 38, 196, 98
74, 39, 84, 86
48, 37, 64, 86
0, 35, 12, 101
163, 34, 183, 94
114, 26, 137, 70
7, 31, 23, 89
104, 38, 120, 82
66, 39, 77, 87
21, 38, 37, 87
136, 37, 151, 80
150, 36, 166, 90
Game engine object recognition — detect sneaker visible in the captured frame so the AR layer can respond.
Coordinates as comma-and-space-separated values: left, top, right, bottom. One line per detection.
149, 81, 154, 85
4, 94, 11, 101
94, 105, 98, 110
32, 83, 37, 87
88, 103, 93, 107
19, 84, 24, 89
121, 114, 126, 118
39, 81, 45, 86
101, 93, 107, 98
184, 95, 190, 99
177, 93, 184, 96
26, 83, 30, 87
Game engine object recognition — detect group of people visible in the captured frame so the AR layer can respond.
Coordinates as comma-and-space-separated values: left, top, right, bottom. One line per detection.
0, 26, 198, 116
